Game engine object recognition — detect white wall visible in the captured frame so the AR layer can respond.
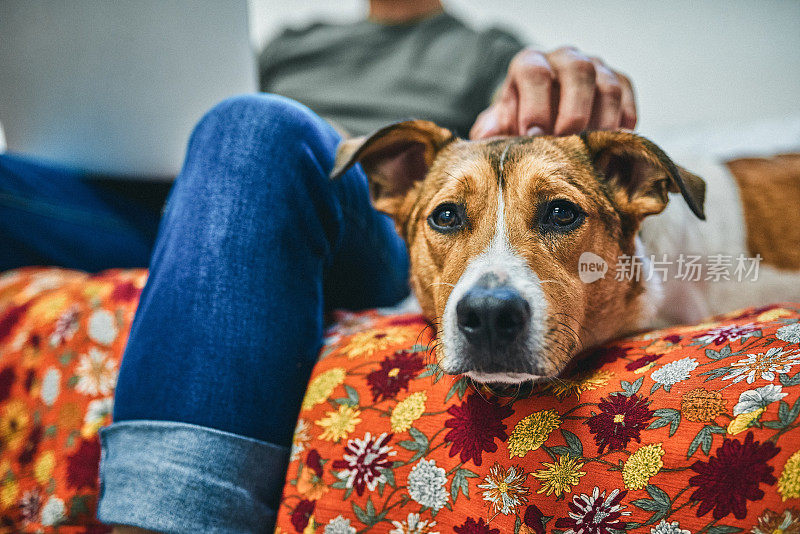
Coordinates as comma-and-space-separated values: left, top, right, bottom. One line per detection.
248, 0, 800, 145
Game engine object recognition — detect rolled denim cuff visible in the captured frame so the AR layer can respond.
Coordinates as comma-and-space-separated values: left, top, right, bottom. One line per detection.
98, 420, 289, 533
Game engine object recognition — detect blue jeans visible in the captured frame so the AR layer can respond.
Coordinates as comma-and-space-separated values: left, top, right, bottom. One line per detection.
2, 94, 410, 532
0, 154, 163, 271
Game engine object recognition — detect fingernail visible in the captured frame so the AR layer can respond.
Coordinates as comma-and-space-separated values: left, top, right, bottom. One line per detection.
526, 126, 545, 137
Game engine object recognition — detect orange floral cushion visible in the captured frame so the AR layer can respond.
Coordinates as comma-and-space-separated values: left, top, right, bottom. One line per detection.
275, 306, 800, 534
0, 267, 145, 533
1, 267, 799, 533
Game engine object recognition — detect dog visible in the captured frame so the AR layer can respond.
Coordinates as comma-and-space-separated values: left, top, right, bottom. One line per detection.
331, 121, 800, 384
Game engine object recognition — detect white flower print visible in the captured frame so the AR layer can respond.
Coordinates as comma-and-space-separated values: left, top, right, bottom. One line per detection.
651, 357, 698, 387
733, 384, 788, 415
407, 459, 448, 511
84, 397, 114, 424
324, 515, 357, 534
723, 347, 800, 384
50, 305, 80, 346
477, 463, 529, 516
694, 323, 759, 345
40, 367, 61, 406
75, 348, 118, 396
651, 519, 690, 534
777, 323, 800, 344
88, 309, 118, 345
290, 418, 311, 462
40, 496, 65, 526
389, 512, 440, 534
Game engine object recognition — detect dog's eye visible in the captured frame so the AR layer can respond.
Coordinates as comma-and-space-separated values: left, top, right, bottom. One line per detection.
428, 203, 465, 233
542, 200, 584, 231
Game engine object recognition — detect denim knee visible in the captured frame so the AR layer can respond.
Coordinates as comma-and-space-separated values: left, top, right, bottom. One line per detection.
167, 93, 344, 257
193, 93, 335, 164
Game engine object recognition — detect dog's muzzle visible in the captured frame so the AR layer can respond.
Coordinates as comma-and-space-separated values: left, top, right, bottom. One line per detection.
456, 278, 531, 353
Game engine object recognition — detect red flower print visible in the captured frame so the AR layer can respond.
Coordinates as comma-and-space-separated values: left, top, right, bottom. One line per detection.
694, 323, 760, 345
366, 350, 425, 401
332, 432, 395, 496
66, 438, 101, 489
290, 499, 315, 532
594, 346, 630, 365
0, 302, 29, 343
23, 368, 35, 392
18, 423, 42, 465
388, 315, 425, 327
586, 393, 653, 454
0, 366, 15, 403
444, 393, 513, 466
453, 517, 500, 534
663, 334, 681, 343
625, 354, 661, 372
524, 504, 545, 534
110, 280, 141, 301
555, 487, 629, 534
689, 431, 780, 520
306, 449, 323, 477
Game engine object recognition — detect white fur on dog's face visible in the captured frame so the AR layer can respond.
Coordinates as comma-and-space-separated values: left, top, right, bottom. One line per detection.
440, 175, 550, 383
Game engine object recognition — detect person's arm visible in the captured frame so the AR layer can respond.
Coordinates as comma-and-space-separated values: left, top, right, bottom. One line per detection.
471, 46, 636, 139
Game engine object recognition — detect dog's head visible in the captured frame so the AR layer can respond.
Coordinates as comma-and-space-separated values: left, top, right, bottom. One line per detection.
332, 120, 705, 384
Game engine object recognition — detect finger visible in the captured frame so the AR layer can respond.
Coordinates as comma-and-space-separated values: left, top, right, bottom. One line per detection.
508, 48, 554, 135
547, 47, 597, 135
588, 58, 622, 130
473, 84, 519, 139
470, 106, 498, 139
617, 72, 638, 129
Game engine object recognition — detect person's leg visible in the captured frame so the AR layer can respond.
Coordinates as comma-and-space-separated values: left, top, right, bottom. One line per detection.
99, 94, 409, 532
0, 154, 164, 271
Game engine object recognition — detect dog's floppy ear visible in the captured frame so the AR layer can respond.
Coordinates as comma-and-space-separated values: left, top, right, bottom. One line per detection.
581, 130, 706, 220
331, 120, 454, 216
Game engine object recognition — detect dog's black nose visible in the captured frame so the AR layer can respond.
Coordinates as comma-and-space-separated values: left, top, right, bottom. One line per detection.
456, 285, 530, 350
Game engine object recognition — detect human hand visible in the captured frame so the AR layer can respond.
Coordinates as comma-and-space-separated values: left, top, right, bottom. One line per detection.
470, 46, 636, 139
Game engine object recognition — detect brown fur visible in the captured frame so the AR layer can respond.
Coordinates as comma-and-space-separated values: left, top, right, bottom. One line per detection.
725, 153, 800, 270
333, 122, 706, 378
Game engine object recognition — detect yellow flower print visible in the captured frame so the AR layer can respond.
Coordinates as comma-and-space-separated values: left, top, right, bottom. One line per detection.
391, 391, 427, 433
757, 308, 793, 322
301, 368, 346, 411
532, 455, 586, 496
545, 370, 613, 401
296, 467, 328, 500
645, 339, 680, 355
303, 517, 317, 534
779, 450, 800, 500
681, 388, 725, 422
315, 405, 361, 442
0, 478, 18, 509
34, 451, 56, 485
344, 327, 413, 359
29, 293, 69, 324
0, 400, 30, 452
508, 409, 561, 458
622, 443, 665, 490
726, 407, 766, 435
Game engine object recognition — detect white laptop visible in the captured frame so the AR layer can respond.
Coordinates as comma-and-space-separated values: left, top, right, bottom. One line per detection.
0, 0, 257, 178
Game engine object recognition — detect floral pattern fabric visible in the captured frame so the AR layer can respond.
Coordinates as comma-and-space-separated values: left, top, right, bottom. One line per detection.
0, 267, 145, 533
277, 305, 800, 534
0, 267, 799, 533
